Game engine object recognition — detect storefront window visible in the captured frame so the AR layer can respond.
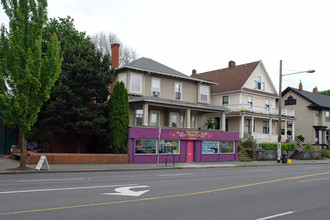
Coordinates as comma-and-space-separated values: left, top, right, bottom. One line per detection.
220, 141, 235, 153
202, 141, 219, 154
159, 140, 180, 154
135, 139, 156, 154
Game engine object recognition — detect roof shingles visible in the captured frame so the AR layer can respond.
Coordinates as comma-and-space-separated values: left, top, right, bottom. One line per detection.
192, 61, 261, 93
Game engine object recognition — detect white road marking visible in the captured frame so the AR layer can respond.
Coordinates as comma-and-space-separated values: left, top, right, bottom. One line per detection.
102, 185, 149, 197
256, 211, 295, 220
157, 173, 192, 177
0, 184, 138, 194
17, 178, 86, 183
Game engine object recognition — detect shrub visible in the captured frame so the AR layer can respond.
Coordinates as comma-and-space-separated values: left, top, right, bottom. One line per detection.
321, 150, 330, 158
261, 143, 295, 151
303, 143, 319, 152
296, 135, 305, 143
239, 138, 257, 150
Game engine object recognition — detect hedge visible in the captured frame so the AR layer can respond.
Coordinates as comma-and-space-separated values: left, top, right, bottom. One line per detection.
261, 143, 295, 151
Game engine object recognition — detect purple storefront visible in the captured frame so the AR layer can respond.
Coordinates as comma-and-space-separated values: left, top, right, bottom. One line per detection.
129, 127, 239, 163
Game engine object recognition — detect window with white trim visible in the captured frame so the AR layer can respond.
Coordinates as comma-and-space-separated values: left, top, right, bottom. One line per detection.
171, 113, 179, 127
326, 111, 330, 122
199, 85, 209, 102
247, 95, 253, 105
135, 109, 143, 126
222, 96, 229, 105
265, 99, 270, 108
118, 73, 127, 88
263, 121, 269, 134
151, 78, 160, 96
150, 111, 159, 126
130, 73, 142, 93
253, 75, 265, 91
174, 82, 182, 100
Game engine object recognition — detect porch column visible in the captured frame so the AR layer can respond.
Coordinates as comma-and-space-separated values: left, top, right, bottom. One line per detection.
143, 104, 149, 126
251, 116, 255, 135
186, 109, 191, 128
284, 120, 287, 141
292, 121, 295, 138
240, 115, 244, 138
221, 112, 226, 131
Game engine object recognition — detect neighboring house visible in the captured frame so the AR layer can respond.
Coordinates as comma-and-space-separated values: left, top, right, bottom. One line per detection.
282, 83, 330, 147
110, 44, 239, 163
192, 60, 295, 143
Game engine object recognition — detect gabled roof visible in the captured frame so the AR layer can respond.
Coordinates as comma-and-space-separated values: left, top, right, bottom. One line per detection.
118, 57, 217, 85
191, 61, 261, 93
282, 87, 330, 110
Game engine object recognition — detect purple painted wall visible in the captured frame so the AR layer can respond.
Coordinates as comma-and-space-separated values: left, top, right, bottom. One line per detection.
129, 127, 239, 163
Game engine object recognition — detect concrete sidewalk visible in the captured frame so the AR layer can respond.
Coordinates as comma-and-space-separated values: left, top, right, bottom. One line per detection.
1, 155, 330, 174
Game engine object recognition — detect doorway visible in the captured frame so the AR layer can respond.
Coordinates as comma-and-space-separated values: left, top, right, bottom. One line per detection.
187, 141, 194, 162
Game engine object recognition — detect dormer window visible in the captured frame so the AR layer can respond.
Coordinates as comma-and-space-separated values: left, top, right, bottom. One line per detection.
253, 76, 265, 91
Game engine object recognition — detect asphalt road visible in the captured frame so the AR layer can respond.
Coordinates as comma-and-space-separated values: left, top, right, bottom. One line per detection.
0, 164, 330, 220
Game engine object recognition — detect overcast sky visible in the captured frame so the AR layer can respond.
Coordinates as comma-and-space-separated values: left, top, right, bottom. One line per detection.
1, 0, 329, 92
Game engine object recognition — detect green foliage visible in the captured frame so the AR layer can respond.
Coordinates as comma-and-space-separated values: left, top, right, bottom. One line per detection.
321, 149, 330, 158
109, 81, 129, 153
296, 135, 305, 143
261, 143, 295, 151
0, 0, 61, 166
319, 90, 330, 96
303, 143, 319, 152
239, 138, 256, 150
205, 118, 217, 129
36, 17, 112, 153
238, 157, 252, 162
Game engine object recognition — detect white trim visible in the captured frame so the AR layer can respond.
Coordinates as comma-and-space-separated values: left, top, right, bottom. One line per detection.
149, 111, 160, 127
174, 82, 182, 100
130, 73, 143, 94
151, 77, 161, 96
170, 112, 180, 128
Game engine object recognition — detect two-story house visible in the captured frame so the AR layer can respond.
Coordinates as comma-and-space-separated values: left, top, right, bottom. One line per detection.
282, 83, 330, 147
192, 60, 295, 143
111, 44, 239, 163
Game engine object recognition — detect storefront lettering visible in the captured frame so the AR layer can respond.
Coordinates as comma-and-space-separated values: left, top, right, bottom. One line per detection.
170, 130, 213, 140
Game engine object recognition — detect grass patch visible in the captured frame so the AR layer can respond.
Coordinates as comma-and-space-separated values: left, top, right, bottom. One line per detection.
238, 157, 252, 162
321, 149, 330, 158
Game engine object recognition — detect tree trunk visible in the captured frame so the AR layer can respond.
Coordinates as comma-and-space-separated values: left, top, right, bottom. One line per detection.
19, 130, 26, 167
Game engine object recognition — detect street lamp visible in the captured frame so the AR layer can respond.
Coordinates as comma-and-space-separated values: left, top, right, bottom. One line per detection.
277, 60, 315, 163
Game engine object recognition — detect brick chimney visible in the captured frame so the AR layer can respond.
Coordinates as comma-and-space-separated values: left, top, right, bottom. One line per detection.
312, 86, 318, 93
111, 43, 120, 69
191, 69, 197, 76
228, 60, 236, 68
298, 80, 303, 91
109, 43, 120, 94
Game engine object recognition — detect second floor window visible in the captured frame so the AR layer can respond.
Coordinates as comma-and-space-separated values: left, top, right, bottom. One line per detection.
265, 99, 270, 108
247, 96, 253, 105
200, 85, 208, 102
171, 113, 179, 127
152, 78, 160, 96
175, 82, 182, 100
130, 73, 142, 93
150, 112, 159, 126
326, 111, 330, 122
118, 73, 127, 88
222, 96, 229, 105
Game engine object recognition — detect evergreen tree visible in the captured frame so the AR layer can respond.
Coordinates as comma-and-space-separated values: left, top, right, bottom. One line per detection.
0, 0, 62, 167
109, 81, 129, 153
37, 17, 112, 152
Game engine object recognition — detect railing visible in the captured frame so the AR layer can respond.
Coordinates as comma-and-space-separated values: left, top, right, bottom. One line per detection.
241, 132, 287, 143
226, 104, 294, 117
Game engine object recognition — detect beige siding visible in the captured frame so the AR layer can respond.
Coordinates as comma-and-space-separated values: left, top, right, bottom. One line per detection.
245, 64, 276, 94
282, 91, 315, 143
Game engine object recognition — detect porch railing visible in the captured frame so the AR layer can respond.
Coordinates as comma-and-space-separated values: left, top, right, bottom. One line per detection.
226, 104, 294, 117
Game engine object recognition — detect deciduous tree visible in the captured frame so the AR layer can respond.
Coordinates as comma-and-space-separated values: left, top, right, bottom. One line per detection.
0, 0, 62, 167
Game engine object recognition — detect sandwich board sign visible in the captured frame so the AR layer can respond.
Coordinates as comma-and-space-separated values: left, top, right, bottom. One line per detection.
35, 155, 50, 171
